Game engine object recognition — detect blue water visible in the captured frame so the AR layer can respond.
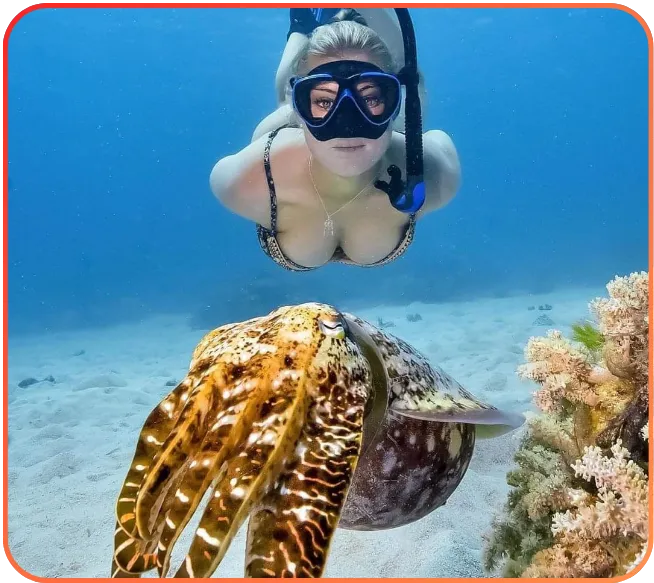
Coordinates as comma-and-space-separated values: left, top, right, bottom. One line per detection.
7, 7, 650, 334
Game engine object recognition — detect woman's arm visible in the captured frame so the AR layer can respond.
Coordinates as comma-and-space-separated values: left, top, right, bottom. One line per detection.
420, 129, 461, 214
390, 129, 461, 215
209, 135, 274, 226
251, 104, 295, 143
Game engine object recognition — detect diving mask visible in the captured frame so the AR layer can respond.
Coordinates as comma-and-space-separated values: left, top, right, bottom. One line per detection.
290, 60, 402, 142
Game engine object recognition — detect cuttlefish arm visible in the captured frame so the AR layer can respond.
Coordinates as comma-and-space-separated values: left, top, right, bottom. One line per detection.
112, 321, 251, 577
112, 374, 200, 577
113, 322, 315, 578
112, 304, 372, 579
244, 364, 369, 577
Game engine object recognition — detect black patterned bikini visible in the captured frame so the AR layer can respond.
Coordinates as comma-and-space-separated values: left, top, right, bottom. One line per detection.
256, 127, 417, 272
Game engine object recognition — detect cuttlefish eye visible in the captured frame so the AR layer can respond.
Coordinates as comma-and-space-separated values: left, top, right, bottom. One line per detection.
318, 316, 348, 340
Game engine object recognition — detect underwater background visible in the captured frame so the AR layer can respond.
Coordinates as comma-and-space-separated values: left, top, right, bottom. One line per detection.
7, 6, 649, 336
5, 7, 652, 579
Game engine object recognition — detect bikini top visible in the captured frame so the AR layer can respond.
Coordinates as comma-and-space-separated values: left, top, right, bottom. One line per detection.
256, 127, 416, 272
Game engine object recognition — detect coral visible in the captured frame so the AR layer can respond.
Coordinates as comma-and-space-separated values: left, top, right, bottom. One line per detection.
527, 414, 582, 465
517, 329, 602, 413
559, 441, 647, 542
482, 428, 574, 576
483, 272, 650, 578
524, 441, 648, 577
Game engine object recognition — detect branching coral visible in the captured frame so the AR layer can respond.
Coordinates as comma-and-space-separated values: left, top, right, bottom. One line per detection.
591, 273, 650, 460
483, 272, 650, 578
524, 440, 648, 577
561, 441, 647, 542
517, 329, 602, 413
482, 436, 564, 577
482, 421, 579, 576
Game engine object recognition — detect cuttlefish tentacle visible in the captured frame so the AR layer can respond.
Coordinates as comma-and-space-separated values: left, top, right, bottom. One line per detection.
113, 321, 269, 576
114, 375, 197, 539
112, 519, 166, 577
144, 322, 278, 543
153, 374, 261, 577
111, 376, 208, 578
171, 360, 313, 577
135, 327, 278, 542
245, 374, 368, 577
112, 372, 219, 576
135, 370, 223, 541
114, 308, 339, 578
114, 321, 248, 543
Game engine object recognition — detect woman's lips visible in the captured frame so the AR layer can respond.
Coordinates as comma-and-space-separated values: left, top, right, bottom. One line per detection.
332, 144, 365, 151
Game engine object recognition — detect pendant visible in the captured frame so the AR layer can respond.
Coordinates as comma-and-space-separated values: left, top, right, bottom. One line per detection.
324, 217, 334, 236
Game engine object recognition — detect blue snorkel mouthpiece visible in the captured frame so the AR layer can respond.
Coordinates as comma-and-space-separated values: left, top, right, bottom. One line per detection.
373, 8, 425, 214
404, 177, 426, 213
374, 164, 425, 213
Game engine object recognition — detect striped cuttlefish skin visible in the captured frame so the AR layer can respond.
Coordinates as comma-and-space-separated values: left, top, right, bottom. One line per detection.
111, 303, 373, 578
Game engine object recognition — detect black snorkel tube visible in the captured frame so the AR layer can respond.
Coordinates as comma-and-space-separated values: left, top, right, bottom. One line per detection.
374, 8, 425, 214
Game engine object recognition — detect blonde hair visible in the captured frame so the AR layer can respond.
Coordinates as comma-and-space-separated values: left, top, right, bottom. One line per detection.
293, 19, 397, 76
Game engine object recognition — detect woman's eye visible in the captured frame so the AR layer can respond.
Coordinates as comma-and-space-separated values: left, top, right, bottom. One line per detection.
314, 98, 333, 110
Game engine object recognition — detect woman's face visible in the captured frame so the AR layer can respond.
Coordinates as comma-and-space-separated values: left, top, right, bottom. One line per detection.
301, 52, 394, 178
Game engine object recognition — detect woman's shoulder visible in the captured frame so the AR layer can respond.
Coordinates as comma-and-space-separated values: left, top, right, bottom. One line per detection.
262, 127, 309, 187
213, 127, 305, 190
386, 128, 460, 215
210, 127, 308, 225
388, 129, 457, 165
267, 126, 306, 153
265, 127, 311, 201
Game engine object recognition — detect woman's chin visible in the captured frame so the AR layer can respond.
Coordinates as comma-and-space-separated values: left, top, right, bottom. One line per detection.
306, 130, 391, 177
319, 150, 380, 177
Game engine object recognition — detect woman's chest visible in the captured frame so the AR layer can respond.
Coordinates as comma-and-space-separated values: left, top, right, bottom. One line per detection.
275, 195, 410, 266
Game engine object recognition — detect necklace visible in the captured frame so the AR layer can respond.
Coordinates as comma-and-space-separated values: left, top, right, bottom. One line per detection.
308, 155, 377, 236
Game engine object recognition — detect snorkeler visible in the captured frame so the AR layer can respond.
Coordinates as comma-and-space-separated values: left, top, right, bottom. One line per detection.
210, 8, 461, 271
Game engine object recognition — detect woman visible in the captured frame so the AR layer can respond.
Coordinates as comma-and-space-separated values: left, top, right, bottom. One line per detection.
210, 10, 461, 271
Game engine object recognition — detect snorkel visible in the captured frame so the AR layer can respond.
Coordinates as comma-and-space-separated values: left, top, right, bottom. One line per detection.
291, 8, 425, 214
374, 8, 425, 214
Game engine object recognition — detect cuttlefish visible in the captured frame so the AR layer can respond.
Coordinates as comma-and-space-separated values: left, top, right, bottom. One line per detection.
111, 303, 523, 578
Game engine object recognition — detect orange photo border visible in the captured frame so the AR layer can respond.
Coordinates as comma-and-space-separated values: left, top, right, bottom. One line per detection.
2, 2, 652, 581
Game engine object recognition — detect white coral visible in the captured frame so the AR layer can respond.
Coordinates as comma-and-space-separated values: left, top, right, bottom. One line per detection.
552, 440, 648, 541
590, 271, 649, 337
517, 330, 598, 412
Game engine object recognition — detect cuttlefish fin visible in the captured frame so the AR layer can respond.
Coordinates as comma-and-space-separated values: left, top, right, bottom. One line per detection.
391, 401, 525, 439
